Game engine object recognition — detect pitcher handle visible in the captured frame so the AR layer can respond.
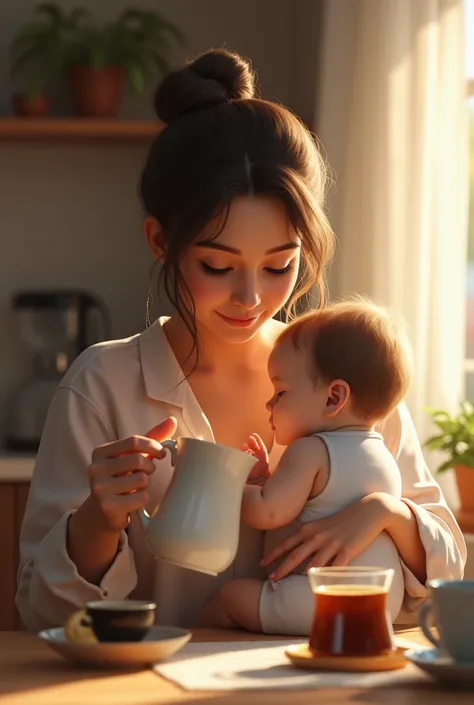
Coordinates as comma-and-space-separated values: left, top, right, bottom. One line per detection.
418, 600, 441, 649
137, 438, 177, 530
160, 439, 177, 465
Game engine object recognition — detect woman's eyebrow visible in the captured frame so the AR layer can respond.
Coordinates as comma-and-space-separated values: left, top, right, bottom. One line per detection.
194, 242, 300, 255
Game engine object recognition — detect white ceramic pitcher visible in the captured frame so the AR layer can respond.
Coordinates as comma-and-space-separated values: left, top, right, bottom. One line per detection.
137, 437, 257, 575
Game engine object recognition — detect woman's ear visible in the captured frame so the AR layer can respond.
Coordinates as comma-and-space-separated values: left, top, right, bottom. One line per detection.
324, 379, 351, 418
144, 217, 166, 262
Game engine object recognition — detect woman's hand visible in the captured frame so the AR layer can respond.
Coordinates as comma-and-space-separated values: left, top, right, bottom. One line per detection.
86, 416, 178, 533
261, 492, 392, 580
67, 416, 178, 585
242, 433, 270, 483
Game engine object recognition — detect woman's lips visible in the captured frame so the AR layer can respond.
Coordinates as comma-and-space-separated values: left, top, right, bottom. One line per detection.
217, 312, 260, 327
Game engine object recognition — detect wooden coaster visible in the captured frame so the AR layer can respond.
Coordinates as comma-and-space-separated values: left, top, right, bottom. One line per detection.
285, 643, 408, 672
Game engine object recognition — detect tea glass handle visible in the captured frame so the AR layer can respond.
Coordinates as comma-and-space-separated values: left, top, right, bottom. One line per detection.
418, 600, 441, 649
161, 439, 177, 466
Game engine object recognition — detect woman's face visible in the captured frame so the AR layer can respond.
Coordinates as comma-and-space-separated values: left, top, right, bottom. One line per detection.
179, 196, 301, 343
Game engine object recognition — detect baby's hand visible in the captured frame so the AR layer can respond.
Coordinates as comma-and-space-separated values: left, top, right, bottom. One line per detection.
242, 433, 270, 483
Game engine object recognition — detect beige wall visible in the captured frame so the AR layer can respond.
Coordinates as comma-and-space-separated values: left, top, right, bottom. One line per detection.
0, 1, 322, 435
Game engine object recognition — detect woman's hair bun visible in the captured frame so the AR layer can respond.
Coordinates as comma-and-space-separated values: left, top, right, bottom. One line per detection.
154, 48, 256, 124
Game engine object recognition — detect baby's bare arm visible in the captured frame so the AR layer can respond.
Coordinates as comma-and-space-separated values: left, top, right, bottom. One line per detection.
241, 437, 326, 530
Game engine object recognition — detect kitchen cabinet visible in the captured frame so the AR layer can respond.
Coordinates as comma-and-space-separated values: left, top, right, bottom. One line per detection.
0, 483, 29, 630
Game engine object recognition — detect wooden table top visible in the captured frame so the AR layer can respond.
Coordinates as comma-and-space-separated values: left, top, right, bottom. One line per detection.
0, 626, 471, 704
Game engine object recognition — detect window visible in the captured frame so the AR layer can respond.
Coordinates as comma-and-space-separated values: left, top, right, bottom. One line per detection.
465, 0, 474, 397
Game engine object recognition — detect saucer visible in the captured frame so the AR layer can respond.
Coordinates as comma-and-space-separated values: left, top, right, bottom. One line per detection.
38, 625, 191, 669
404, 648, 474, 689
285, 643, 407, 672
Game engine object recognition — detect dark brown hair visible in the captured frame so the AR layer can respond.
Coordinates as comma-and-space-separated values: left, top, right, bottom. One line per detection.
139, 48, 334, 358
278, 298, 412, 423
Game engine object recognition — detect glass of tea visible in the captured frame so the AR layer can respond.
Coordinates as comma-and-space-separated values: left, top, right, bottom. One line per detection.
308, 567, 395, 657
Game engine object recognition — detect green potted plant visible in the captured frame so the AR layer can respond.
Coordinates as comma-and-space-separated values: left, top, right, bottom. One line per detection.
10, 3, 82, 117
425, 402, 474, 513
66, 8, 185, 118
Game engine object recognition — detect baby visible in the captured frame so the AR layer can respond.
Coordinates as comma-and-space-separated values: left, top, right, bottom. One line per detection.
199, 298, 411, 635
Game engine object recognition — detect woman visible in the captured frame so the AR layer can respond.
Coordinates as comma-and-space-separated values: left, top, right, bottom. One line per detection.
16, 49, 465, 631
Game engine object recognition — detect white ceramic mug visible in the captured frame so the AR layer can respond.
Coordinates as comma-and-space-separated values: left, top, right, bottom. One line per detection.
138, 437, 257, 575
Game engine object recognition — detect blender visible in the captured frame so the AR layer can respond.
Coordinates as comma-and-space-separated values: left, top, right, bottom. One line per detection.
5, 290, 110, 451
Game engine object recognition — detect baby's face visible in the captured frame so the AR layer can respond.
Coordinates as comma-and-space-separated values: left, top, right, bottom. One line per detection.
266, 338, 329, 446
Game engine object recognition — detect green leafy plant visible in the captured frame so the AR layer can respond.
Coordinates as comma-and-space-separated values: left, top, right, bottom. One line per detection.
10, 3, 86, 98
425, 402, 474, 473
66, 8, 185, 93
10, 4, 185, 98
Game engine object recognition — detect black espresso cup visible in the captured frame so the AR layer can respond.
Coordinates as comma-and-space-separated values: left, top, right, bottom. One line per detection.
70, 600, 156, 642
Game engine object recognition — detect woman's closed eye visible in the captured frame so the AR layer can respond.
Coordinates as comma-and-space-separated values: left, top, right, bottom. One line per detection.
265, 263, 293, 275
200, 262, 231, 275
200, 262, 294, 276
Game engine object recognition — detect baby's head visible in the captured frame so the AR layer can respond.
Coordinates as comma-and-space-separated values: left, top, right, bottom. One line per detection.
267, 298, 411, 445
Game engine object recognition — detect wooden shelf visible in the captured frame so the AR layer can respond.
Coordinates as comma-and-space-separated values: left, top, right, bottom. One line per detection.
0, 117, 162, 143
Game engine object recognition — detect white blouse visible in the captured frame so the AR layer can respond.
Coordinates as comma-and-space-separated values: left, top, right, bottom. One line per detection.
16, 318, 467, 631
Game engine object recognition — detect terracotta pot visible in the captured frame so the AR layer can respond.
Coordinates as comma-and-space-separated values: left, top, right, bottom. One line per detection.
12, 92, 49, 117
69, 66, 125, 118
454, 465, 474, 513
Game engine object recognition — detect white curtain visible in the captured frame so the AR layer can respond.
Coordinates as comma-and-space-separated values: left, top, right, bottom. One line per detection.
318, 0, 469, 506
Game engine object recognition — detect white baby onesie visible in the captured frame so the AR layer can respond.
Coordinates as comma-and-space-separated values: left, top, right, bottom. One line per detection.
259, 431, 405, 635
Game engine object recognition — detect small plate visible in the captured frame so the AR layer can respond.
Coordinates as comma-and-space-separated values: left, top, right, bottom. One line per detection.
38, 625, 191, 670
285, 643, 407, 672
404, 647, 474, 689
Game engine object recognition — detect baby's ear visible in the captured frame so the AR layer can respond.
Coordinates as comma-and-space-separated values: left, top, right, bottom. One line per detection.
324, 380, 350, 417
144, 217, 166, 262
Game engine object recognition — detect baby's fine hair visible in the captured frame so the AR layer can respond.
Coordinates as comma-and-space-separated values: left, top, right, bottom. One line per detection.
277, 297, 412, 423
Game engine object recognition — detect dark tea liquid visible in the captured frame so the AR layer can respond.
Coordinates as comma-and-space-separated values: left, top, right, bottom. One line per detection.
309, 585, 393, 657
